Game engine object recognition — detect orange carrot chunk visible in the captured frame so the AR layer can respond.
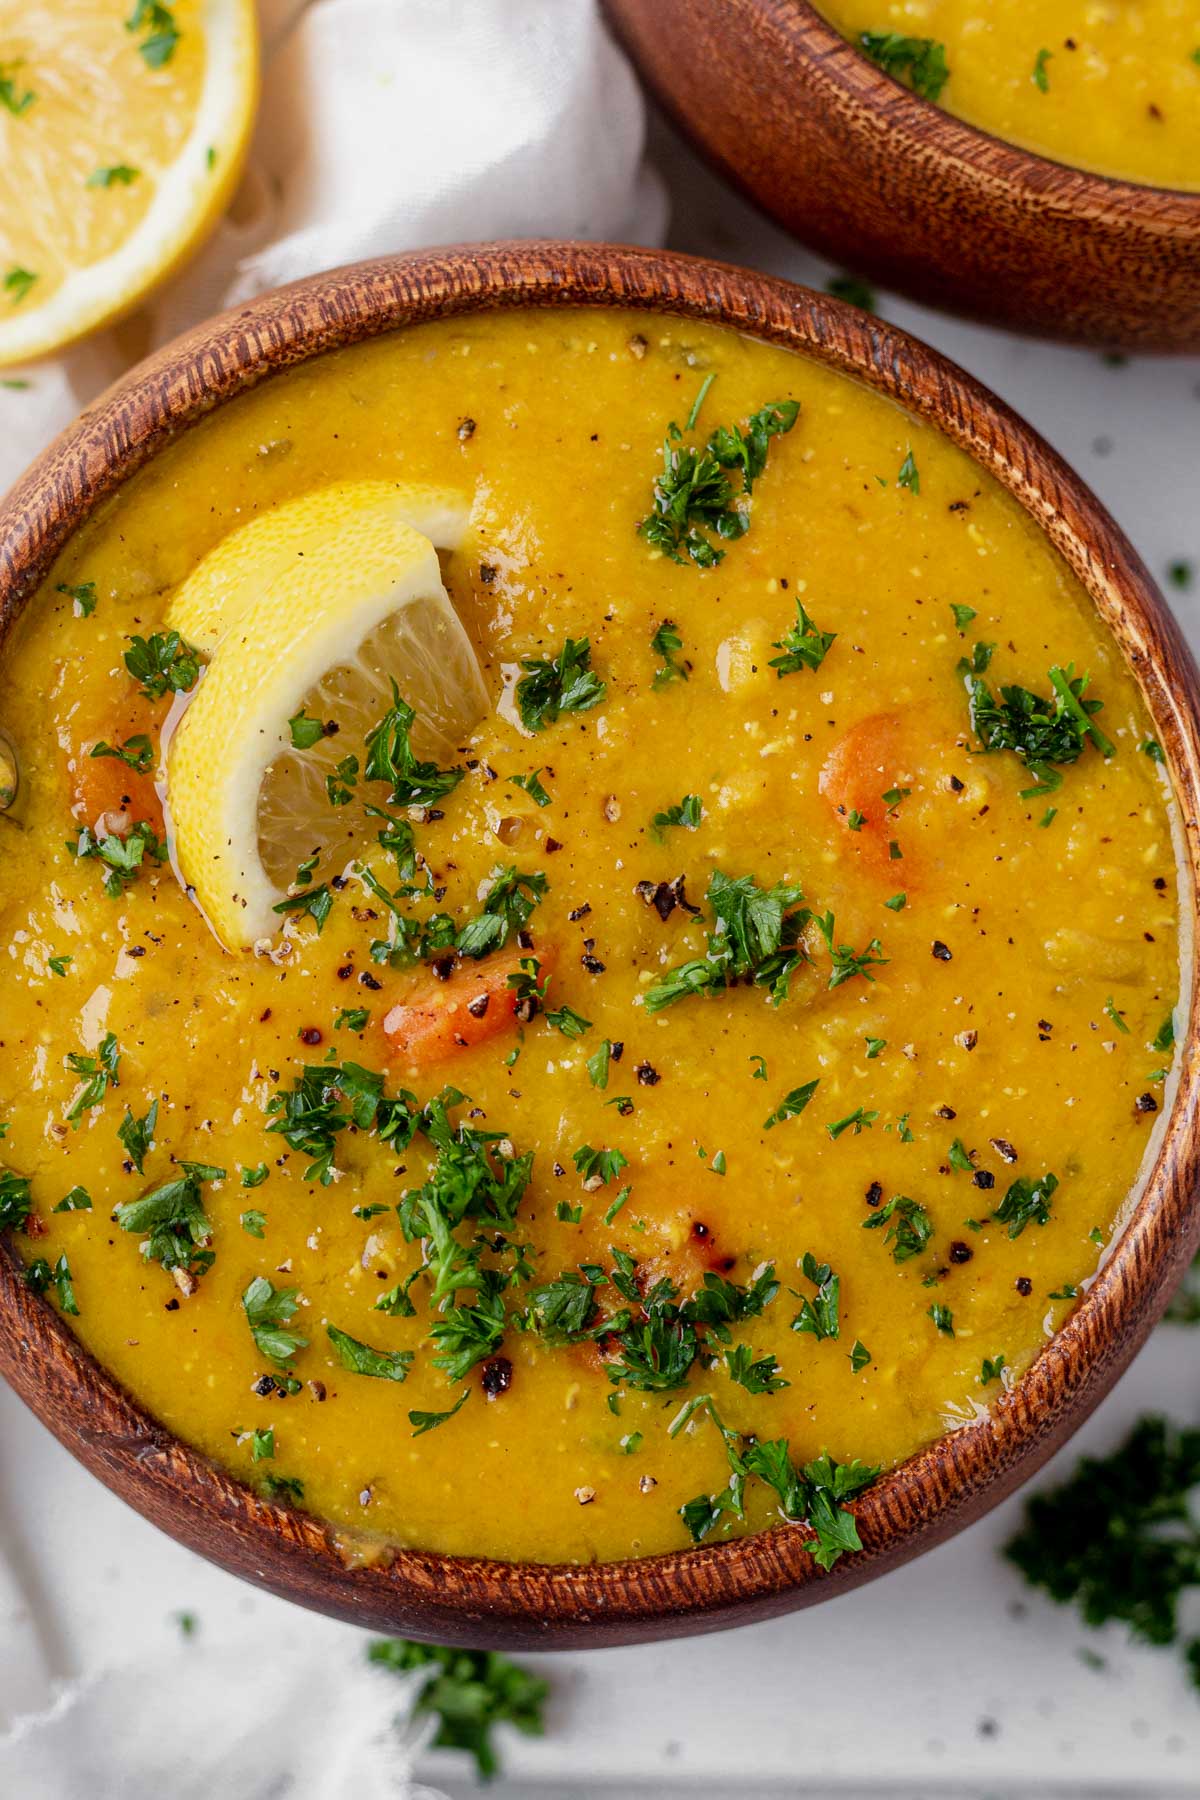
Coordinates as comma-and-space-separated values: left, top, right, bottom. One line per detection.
69, 691, 169, 838
383, 948, 553, 1069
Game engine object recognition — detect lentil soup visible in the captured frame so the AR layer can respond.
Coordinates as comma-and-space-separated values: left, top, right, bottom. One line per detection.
0, 308, 1181, 1566
819, 1, 1200, 191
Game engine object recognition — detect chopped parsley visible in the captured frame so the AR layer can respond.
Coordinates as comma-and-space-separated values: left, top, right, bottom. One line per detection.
124, 630, 200, 699
644, 869, 813, 1012
979, 1354, 1007, 1385
586, 1039, 613, 1089
651, 792, 702, 839
366, 1639, 548, 1780
0, 1168, 32, 1232
272, 883, 334, 934
69, 819, 169, 898
515, 637, 605, 731
573, 1144, 628, 1186
762, 1079, 819, 1131
1032, 47, 1052, 91
791, 1252, 840, 1340
25, 1253, 78, 1316
849, 1339, 871, 1372
266, 1062, 417, 1186
456, 866, 548, 958
87, 164, 141, 188
288, 710, 326, 750
364, 681, 464, 806
507, 768, 552, 807
114, 1161, 224, 1279
964, 662, 1113, 797
827, 1107, 877, 1141
57, 581, 97, 617
814, 911, 887, 987
240, 1209, 266, 1238
90, 734, 154, 774
117, 1098, 158, 1173
3, 267, 36, 305
54, 1186, 92, 1212
126, 0, 180, 68
410, 1389, 471, 1435
769, 598, 836, 676
928, 1302, 955, 1337
950, 603, 977, 631
545, 1002, 591, 1038
896, 448, 920, 493
1005, 1417, 1200, 1692
725, 1343, 788, 1394
1103, 996, 1130, 1035
325, 1323, 412, 1382
243, 1277, 307, 1366
993, 1171, 1058, 1238
860, 31, 950, 101
862, 1193, 933, 1262
640, 398, 799, 568
650, 619, 689, 688
0, 63, 35, 116
65, 1032, 120, 1125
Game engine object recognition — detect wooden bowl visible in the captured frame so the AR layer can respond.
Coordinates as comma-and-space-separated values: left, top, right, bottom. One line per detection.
1, 243, 1198, 1648
604, 0, 1200, 352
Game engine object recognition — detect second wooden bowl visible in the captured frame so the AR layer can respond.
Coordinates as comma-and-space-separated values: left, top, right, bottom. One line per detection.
606, 0, 1200, 352
1, 243, 1199, 1647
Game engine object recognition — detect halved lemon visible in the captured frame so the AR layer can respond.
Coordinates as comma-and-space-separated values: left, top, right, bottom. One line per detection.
167, 516, 489, 951
0, 0, 258, 366
166, 480, 473, 653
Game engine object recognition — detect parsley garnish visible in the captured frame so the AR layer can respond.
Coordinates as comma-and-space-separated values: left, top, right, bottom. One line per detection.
545, 1002, 591, 1038
88, 164, 140, 188
639, 399, 799, 568
515, 637, 605, 731
124, 630, 200, 699
928, 1302, 955, 1337
266, 1062, 417, 1186
644, 869, 812, 1012
507, 768, 552, 807
827, 1106, 877, 1141
650, 619, 689, 688
455, 866, 547, 958
950, 603, 977, 631
860, 31, 950, 101
979, 1354, 1007, 1385
65, 1032, 120, 1125
366, 1639, 548, 1780
114, 1161, 224, 1279
0, 63, 35, 116
814, 911, 887, 987
725, 1343, 788, 1394
91, 733, 154, 774
674, 1395, 878, 1564
965, 662, 1113, 797
410, 1389, 471, 1435
56, 581, 97, 617
651, 792, 701, 839
792, 1252, 840, 1340
126, 0, 180, 68
117, 1098, 158, 1173
849, 1339, 871, 1372
241, 1209, 266, 1237
68, 819, 169, 898
1005, 1417, 1200, 1691
0, 1167, 32, 1231
862, 1194, 933, 1261
54, 1186, 92, 1212
243, 1277, 307, 1366
762, 1079, 819, 1130
325, 1323, 412, 1382
993, 1171, 1058, 1238
272, 883, 333, 934
4, 268, 37, 305
896, 448, 920, 493
25, 1253, 78, 1316
1032, 47, 1052, 91
364, 681, 464, 806
769, 599, 836, 676
573, 1144, 628, 1185
288, 710, 326, 750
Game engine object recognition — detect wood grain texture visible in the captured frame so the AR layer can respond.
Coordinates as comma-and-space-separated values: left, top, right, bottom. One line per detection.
1, 242, 1199, 1648
604, 0, 1200, 352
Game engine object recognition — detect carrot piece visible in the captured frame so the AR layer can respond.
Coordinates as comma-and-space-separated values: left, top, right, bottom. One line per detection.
68, 690, 169, 837
818, 710, 920, 879
383, 947, 553, 1069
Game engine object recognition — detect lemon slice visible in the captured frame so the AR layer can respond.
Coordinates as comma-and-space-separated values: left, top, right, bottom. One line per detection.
167, 479, 472, 654
167, 517, 489, 950
0, 0, 258, 366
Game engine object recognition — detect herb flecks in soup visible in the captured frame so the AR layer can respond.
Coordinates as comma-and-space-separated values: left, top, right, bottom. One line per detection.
0, 310, 1180, 1566
822, 2, 1200, 191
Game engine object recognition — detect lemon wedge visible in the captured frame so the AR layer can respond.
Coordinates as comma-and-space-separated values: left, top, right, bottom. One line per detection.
166, 479, 472, 654
167, 516, 489, 950
0, 0, 258, 366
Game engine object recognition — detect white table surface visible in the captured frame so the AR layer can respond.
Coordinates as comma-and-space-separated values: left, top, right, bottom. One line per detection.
3, 111, 1200, 1798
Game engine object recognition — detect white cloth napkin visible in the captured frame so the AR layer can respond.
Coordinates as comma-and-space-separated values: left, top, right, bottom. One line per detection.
0, 0, 661, 1789
0, 0, 666, 496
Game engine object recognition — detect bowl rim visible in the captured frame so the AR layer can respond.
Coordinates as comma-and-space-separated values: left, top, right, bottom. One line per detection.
763, 0, 1200, 214
2, 240, 1199, 1650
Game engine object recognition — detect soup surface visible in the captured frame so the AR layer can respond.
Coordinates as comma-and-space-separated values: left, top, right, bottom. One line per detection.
819, 1, 1200, 190
0, 308, 1180, 1566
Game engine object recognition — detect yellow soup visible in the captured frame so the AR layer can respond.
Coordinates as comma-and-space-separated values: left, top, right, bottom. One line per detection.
0, 309, 1181, 1567
819, 1, 1200, 190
